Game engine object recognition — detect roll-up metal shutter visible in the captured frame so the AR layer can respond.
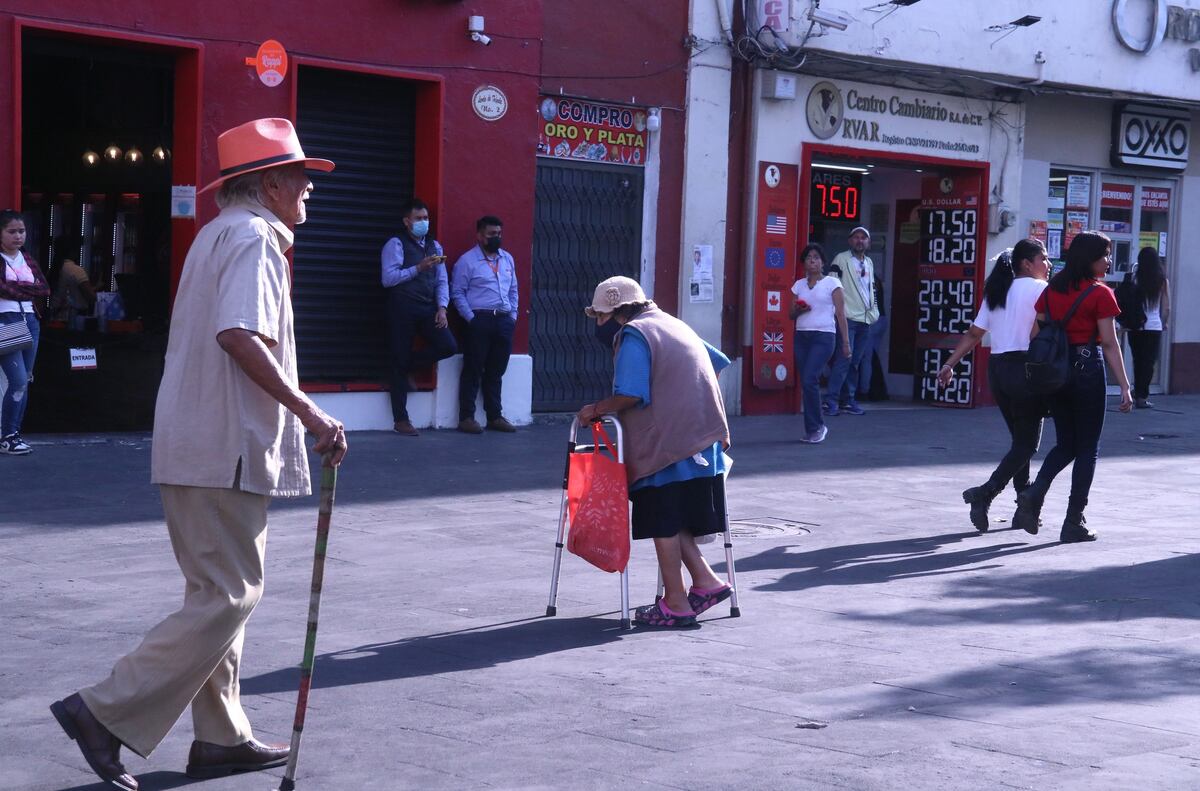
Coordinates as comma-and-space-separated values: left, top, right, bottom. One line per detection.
293, 66, 416, 382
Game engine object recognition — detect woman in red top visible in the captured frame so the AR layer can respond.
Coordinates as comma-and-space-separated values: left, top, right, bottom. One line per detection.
1013, 231, 1132, 543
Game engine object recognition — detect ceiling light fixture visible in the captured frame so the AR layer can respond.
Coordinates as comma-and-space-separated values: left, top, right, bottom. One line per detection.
812, 162, 871, 173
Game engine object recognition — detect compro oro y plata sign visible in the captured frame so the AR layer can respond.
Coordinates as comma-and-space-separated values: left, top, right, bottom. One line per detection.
537, 96, 650, 165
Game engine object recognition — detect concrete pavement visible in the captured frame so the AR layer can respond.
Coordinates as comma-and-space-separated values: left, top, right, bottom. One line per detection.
2, 397, 1199, 790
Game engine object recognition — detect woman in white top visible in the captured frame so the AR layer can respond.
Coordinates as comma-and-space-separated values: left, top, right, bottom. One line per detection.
0, 209, 49, 455
1128, 247, 1170, 409
790, 243, 850, 444
938, 239, 1050, 531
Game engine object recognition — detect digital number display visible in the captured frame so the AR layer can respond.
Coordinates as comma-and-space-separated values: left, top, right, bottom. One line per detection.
920, 208, 978, 265
916, 278, 975, 335
811, 170, 862, 222
914, 348, 974, 406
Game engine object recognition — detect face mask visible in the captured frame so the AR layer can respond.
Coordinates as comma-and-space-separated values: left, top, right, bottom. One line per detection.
410, 219, 429, 238
483, 236, 502, 253
594, 319, 621, 347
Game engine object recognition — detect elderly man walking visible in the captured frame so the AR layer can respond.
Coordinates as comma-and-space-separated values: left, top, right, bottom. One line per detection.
50, 118, 348, 791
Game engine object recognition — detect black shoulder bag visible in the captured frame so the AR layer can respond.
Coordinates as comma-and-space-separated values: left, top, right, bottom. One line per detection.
1025, 284, 1098, 395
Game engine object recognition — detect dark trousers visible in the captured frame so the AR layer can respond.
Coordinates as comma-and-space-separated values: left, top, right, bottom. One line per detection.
1027, 346, 1107, 518
794, 330, 835, 436
459, 311, 515, 422
985, 353, 1045, 493
386, 296, 456, 422
1127, 329, 1161, 399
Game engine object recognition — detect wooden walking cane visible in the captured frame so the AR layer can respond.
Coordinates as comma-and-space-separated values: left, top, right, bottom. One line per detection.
276, 455, 337, 791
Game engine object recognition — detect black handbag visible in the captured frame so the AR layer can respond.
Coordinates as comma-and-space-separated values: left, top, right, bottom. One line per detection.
1115, 273, 1146, 330
1025, 285, 1098, 395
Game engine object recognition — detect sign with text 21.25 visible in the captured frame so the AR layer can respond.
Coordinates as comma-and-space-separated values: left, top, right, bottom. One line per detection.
752, 162, 797, 390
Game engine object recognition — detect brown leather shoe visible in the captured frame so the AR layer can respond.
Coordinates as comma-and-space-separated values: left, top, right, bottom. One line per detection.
393, 419, 419, 436
185, 738, 290, 778
487, 417, 517, 433
457, 418, 483, 434
50, 693, 139, 791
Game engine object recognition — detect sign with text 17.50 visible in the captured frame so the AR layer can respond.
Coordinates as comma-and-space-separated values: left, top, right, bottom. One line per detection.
915, 347, 973, 406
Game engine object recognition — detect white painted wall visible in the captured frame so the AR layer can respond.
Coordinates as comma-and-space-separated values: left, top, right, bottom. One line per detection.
311, 353, 533, 432
679, 0, 734, 346
781, 0, 1200, 102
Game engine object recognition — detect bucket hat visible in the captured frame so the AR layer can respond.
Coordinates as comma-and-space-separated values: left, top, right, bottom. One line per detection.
585, 276, 648, 317
198, 118, 334, 194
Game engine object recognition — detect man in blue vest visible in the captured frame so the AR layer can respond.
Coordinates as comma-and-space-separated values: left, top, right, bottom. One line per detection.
382, 198, 457, 435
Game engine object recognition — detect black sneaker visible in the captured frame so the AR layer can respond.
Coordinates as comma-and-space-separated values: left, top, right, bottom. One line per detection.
0, 434, 31, 455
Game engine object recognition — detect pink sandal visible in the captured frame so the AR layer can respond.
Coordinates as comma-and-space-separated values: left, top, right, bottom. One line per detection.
634, 600, 697, 627
687, 584, 733, 615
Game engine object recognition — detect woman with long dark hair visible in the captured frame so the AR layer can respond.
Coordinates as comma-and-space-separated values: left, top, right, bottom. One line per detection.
1014, 231, 1132, 543
0, 208, 49, 455
1127, 247, 1170, 408
938, 238, 1049, 531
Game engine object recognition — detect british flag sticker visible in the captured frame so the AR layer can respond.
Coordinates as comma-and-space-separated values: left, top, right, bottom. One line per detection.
762, 331, 784, 353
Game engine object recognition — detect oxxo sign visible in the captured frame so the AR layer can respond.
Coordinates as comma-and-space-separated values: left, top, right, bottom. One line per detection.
1112, 102, 1191, 170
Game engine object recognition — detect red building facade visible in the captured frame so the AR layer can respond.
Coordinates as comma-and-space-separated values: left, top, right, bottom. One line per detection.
0, 1, 690, 430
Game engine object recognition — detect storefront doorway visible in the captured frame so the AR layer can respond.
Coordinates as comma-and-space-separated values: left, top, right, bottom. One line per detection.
20, 33, 180, 431
800, 145, 989, 408
530, 160, 644, 411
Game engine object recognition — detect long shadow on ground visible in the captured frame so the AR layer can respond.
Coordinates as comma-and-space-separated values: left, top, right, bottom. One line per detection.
52, 771, 204, 791
242, 614, 624, 696
728, 530, 1059, 592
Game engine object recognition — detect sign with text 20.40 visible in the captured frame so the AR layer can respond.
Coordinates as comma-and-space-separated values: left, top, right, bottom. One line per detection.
537, 97, 650, 166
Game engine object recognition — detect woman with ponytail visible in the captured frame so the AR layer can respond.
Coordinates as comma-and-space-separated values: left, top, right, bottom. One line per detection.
937, 238, 1050, 531
1127, 247, 1170, 408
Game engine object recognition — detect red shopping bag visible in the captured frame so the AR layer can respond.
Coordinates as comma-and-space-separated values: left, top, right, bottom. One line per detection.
566, 423, 630, 573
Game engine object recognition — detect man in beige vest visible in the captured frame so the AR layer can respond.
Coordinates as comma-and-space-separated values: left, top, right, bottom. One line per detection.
578, 276, 733, 628
50, 118, 348, 791
826, 226, 880, 415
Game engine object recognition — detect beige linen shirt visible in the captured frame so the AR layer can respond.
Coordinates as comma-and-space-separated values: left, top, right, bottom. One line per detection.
151, 202, 311, 498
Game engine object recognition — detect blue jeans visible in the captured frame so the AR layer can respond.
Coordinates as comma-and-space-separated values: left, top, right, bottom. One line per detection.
826, 319, 870, 406
856, 317, 886, 396
795, 331, 836, 435
0, 312, 40, 437
1026, 345, 1107, 518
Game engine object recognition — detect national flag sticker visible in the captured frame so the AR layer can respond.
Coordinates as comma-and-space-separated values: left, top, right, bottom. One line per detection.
766, 291, 781, 312
765, 212, 788, 235
764, 247, 786, 268
762, 331, 784, 353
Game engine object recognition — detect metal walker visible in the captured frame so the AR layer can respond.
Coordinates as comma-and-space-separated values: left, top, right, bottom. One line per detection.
545, 415, 741, 628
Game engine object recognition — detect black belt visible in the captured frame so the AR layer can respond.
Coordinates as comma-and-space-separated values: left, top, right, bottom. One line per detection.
473, 308, 510, 316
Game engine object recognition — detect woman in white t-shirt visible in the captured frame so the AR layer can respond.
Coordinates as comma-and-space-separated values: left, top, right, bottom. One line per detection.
790, 243, 850, 444
0, 209, 49, 456
1126, 247, 1170, 409
938, 239, 1049, 531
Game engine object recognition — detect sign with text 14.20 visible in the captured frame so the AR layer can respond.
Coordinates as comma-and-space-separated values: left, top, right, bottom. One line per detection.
915, 347, 973, 406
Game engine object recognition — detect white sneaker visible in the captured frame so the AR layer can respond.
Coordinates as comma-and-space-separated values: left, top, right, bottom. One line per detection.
0, 434, 32, 455
808, 425, 828, 444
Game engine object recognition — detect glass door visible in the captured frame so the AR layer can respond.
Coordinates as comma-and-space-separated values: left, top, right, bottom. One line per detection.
1128, 178, 1174, 395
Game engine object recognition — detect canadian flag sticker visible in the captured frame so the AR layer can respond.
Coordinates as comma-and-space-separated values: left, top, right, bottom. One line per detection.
766, 291, 781, 312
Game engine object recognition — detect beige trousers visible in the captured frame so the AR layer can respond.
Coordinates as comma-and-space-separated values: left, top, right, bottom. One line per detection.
79, 484, 270, 758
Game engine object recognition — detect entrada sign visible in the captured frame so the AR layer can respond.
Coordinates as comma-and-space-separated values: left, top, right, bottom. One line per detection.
1112, 102, 1191, 169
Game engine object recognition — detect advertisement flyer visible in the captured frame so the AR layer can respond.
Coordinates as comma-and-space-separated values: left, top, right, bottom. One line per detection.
689, 244, 714, 303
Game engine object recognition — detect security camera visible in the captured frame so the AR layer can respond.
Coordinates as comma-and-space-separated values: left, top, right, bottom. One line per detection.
808, 7, 851, 31
471, 31, 492, 46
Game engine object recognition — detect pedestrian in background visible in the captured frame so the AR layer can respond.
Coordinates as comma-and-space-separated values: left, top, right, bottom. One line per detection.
50, 118, 348, 791
825, 226, 878, 416
382, 197, 456, 437
451, 215, 519, 434
1014, 231, 1132, 543
938, 239, 1049, 531
577, 276, 732, 628
790, 242, 850, 444
0, 208, 49, 456
1127, 246, 1170, 409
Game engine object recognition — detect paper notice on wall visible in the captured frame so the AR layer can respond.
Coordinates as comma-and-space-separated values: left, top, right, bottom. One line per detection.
1066, 210, 1089, 227
689, 244, 714, 303
1028, 220, 1048, 245
1066, 174, 1091, 209
1160, 232, 1168, 256
1064, 221, 1084, 253
1138, 231, 1159, 254
1047, 230, 1062, 259
1047, 209, 1064, 230
171, 186, 196, 219
69, 347, 98, 370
